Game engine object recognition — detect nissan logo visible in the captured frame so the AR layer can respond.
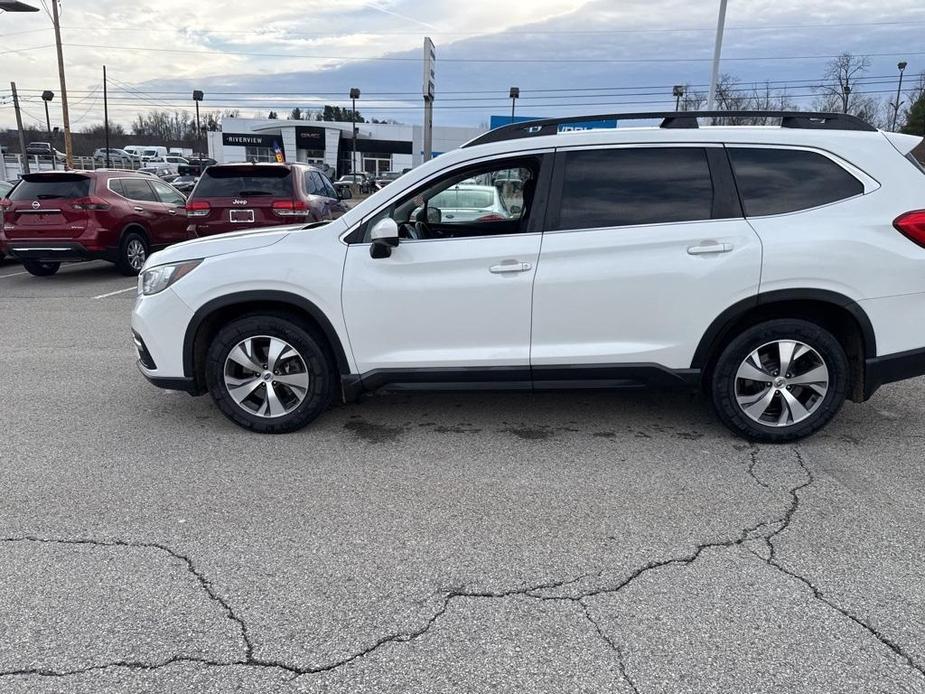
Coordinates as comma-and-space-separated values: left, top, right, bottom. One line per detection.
232, 199, 248, 206
32, 201, 40, 209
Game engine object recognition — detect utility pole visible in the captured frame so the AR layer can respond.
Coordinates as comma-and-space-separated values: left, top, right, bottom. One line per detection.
422, 37, 435, 163
509, 87, 519, 121
843, 85, 851, 114
42, 90, 56, 170
50, 0, 73, 168
707, 0, 728, 112
192, 90, 204, 156
349, 87, 360, 173
103, 65, 111, 168
10, 82, 30, 175
891, 61, 908, 132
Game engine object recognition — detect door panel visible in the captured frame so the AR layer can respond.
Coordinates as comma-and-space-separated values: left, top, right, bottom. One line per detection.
342, 234, 541, 373
531, 219, 761, 370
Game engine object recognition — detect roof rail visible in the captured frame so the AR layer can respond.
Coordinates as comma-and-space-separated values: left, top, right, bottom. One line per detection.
462, 110, 876, 148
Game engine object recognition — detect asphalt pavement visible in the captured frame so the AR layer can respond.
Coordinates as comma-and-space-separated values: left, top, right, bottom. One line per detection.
1, 259, 924, 693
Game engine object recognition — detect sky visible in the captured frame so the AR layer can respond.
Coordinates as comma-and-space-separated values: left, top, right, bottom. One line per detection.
1, 0, 924, 131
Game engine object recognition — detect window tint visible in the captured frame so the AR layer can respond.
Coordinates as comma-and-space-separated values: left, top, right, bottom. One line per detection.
728, 148, 864, 217
555, 148, 713, 230
318, 173, 337, 198
9, 176, 91, 200
109, 178, 124, 196
151, 180, 185, 205
304, 171, 319, 195
121, 178, 157, 202
360, 159, 539, 241
195, 168, 292, 198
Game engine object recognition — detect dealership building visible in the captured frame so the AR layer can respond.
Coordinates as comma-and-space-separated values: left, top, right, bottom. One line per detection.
207, 118, 486, 177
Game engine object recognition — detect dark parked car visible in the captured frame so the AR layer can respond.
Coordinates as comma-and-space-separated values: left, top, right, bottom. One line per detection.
0, 170, 189, 276
185, 162, 350, 236
178, 157, 216, 177
25, 141, 65, 160
169, 174, 199, 194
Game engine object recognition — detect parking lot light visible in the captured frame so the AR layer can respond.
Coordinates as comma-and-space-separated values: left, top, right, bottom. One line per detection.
673, 85, 685, 111
193, 90, 204, 156
509, 87, 520, 120
891, 61, 908, 132
349, 88, 360, 173
0, 0, 40, 11
42, 90, 55, 170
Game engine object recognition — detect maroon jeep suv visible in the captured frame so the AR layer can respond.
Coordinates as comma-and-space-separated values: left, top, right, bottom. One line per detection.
184, 162, 350, 236
0, 170, 189, 276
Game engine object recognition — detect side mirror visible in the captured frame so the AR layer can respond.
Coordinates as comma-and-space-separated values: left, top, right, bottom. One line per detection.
369, 217, 399, 259
426, 206, 442, 224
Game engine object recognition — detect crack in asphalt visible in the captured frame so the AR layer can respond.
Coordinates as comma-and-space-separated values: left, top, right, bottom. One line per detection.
4, 446, 923, 687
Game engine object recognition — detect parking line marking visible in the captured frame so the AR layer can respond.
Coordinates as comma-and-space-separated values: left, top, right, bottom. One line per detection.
0, 271, 28, 279
93, 286, 136, 299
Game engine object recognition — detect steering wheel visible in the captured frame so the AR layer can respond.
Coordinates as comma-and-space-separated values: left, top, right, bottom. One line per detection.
398, 222, 421, 240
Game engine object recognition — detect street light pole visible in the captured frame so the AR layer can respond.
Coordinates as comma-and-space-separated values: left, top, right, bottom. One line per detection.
42, 90, 55, 170
349, 88, 360, 173
843, 85, 851, 114
10, 82, 30, 175
509, 87, 520, 121
192, 90, 204, 156
892, 61, 908, 132
49, 0, 73, 168
707, 0, 728, 112
673, 85, 685, 111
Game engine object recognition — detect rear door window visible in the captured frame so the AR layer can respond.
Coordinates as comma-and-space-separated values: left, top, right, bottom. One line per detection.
195, 168, 292, 198
121, 178, 158, 202
728, 147, 864, 217
9, 176, 91, 200
552, 147, 714, 230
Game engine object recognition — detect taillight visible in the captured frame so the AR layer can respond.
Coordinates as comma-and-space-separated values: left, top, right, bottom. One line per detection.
71, 197, 110, 211
893, 210, 925, 248
272, 199, 309, 216
0, 199, 11, 212
186, 200, 211, 217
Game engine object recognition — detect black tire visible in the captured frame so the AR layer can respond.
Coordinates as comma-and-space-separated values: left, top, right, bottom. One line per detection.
22, 260, 60, 277
205, 315, 335, 434
116, 231, 148, 276
711, 319, 849, 442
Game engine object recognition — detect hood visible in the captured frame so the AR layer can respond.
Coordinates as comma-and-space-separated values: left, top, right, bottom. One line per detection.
145, 224, 304, 267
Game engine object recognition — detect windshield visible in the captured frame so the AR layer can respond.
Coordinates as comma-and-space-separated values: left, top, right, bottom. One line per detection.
193, 168, 292, 198
431, 188, 495, 209
9, 176, 91, 200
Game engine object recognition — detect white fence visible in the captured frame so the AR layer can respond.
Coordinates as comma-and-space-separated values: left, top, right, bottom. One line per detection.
1, 154, 143, 182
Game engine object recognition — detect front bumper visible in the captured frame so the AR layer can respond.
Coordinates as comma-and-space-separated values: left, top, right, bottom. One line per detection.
864, 347, 925, 399
136, 360, 200, 394
131, 286, 201, 393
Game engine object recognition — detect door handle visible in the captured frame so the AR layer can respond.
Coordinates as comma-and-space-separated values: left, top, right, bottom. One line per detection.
489, 261, 532, 274
687, 243, 732, 255
168, 208, 177, 215
133, 206, 144, 212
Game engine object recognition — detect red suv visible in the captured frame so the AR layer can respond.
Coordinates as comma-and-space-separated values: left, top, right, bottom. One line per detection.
0, 170, 189, 276
184, 162, 350, 236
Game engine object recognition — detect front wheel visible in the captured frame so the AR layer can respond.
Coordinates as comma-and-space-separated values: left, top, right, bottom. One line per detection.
711, 319, 849, 442
22, 260, 60, 276
205, 316, 335, 434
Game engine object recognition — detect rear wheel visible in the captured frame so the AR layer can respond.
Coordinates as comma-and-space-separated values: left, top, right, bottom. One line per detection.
22, 260, 60, 277
116, 232, 148, 276
711, 319, 849, 442
205, 315, 335, 434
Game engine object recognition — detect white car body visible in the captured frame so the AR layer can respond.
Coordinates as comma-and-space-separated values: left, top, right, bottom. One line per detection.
131, 115, 925, 438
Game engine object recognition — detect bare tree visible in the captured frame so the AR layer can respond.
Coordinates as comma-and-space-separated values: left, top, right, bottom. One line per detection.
815, 53, 873, 114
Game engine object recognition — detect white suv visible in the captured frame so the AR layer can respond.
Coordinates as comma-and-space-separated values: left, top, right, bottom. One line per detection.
131, 111, 925, 441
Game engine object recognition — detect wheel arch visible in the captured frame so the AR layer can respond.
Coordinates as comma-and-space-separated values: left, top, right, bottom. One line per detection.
692, 289, 876, 402
120, 222, 150, 246
183, 291, 351, 393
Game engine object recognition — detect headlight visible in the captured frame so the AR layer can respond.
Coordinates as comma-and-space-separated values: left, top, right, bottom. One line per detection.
139, 259, 202, 296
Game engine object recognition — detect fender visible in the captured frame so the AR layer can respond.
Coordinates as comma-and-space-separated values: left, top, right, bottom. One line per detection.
182, 290, 351, 378
691, 288, 877, 369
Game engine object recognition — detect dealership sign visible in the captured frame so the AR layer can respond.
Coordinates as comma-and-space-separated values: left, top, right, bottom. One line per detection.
222, 132, 284, 150
296, 126, 326, 148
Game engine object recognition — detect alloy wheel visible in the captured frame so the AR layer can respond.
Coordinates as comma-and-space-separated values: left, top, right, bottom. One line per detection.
734, 339, 829, 427
127, 239, 147, 271
223, 335, 310, 418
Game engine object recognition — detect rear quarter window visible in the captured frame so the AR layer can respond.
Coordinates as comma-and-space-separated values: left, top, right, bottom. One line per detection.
194, 168, 292, 198
728, 148, 864, 217
9, 176, 91, 200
